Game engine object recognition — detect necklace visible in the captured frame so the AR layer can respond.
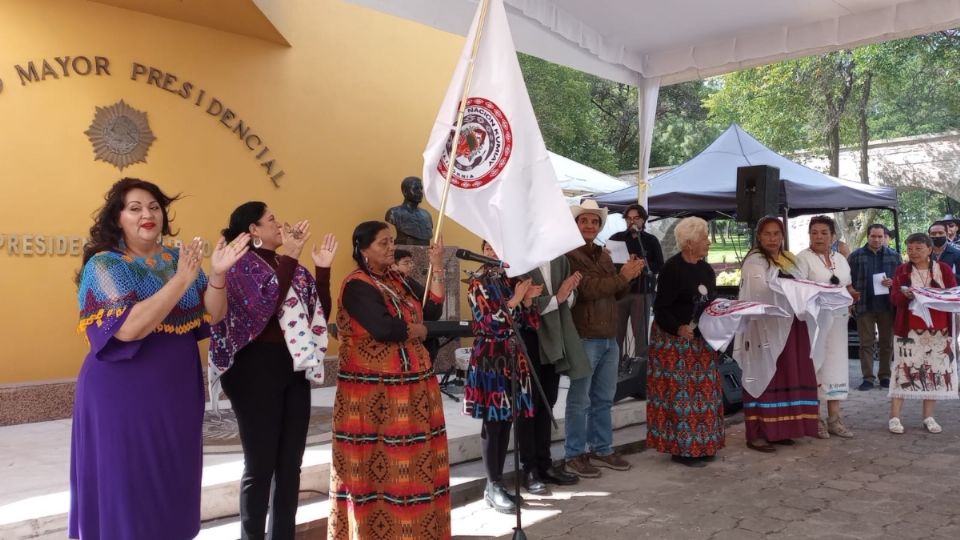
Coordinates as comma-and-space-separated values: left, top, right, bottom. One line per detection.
912, 265, 931, 286
814, 250, 840, 285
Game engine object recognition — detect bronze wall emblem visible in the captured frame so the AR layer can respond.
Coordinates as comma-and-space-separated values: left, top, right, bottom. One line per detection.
84, 100, 156, 170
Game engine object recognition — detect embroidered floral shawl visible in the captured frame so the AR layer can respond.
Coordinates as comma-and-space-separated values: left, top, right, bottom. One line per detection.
208, 251, 328, 407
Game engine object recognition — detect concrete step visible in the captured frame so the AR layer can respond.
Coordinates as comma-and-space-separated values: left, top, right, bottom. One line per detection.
0, 383, 646, 539
197, 423, 650, 539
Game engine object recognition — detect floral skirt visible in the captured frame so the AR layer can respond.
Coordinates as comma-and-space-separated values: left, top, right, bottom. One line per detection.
646, 322, 725, 457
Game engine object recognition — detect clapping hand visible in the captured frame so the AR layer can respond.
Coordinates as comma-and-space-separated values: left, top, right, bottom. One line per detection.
281, 220, 310, 259
557, 271, 582, 303
510, 277, 534, 308
210, 233, 250, 277
176, 237, 205, 285
311, 233, 338, 268
523, 282, 544, 303
620, 256, 644, 280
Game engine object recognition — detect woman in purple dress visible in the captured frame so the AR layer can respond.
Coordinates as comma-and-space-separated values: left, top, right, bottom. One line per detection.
70, 178, 248, 539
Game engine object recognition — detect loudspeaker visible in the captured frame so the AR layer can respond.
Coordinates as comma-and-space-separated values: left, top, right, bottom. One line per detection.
718, 355, 743, 412
736, 165, 780, 223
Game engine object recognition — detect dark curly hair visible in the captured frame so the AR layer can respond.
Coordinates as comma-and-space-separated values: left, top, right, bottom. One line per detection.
76, 178, 180, 284
808, 215, 836, 235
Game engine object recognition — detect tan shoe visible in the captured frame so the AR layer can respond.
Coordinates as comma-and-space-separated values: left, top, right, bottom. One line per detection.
562, 455, 601, 478
827, 416, 854, 438
588, 451, 632, 471
817, 417, 830, 439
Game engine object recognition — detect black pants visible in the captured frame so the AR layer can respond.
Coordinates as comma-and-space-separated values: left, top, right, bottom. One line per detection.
481, 419, 513, 482
517, 330, 560, 474
220, 342, 311, 540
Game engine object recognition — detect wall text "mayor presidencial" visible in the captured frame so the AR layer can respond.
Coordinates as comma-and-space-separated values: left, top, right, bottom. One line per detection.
5, 55, 285, 187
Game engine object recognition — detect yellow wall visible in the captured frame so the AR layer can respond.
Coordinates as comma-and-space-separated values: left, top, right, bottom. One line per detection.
0, 0, 478, 383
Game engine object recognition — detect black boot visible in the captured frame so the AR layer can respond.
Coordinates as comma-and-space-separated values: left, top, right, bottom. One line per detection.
541, 465, 579, 486
484, 481, 516, 514
522, 469, 550, 495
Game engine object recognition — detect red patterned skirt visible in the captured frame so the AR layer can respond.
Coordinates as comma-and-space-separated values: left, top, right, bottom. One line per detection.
328, 366, 451, 540
646, 322, 725, 457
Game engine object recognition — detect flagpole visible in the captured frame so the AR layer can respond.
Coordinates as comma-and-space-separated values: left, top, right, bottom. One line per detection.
423, 0, 492, 306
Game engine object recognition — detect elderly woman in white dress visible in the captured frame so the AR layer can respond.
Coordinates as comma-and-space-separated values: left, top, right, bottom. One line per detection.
795, 215, 854, 439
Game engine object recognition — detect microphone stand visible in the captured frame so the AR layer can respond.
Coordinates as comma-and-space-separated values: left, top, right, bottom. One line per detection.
478, 271, 558, 540
631, 226, 655, 361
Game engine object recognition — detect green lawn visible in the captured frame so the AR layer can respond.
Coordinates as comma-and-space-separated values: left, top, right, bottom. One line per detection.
707, 237, 749, 264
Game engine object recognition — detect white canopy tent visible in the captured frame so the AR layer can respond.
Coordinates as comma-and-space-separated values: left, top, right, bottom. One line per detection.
347, 0, 960, 203
548, 151, 630, 198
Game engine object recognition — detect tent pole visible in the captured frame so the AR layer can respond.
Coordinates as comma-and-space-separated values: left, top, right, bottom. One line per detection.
421, 0, 492, 306
636, 76, 661, 208
892, 208, 901, 253
781, 207, 790, 251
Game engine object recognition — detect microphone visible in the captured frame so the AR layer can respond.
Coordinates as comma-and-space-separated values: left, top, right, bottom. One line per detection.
455, 248, 509, 268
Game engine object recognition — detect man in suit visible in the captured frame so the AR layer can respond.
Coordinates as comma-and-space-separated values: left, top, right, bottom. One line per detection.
516, 255, 589, 493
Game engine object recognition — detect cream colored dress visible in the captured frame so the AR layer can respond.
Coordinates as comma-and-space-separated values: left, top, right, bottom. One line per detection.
795, 249, 852, 400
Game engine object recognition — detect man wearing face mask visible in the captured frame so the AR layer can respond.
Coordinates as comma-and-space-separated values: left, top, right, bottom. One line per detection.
928, 222, 960, 274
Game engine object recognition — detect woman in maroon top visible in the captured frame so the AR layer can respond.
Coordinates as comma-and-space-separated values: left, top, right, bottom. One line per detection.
214, 201, 337, 540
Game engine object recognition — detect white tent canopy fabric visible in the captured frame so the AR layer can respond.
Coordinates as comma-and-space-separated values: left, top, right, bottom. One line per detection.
347, 0, 950, 205
592, 124, 898, 218
346, 0, 960, 86
548, 151, 630, 196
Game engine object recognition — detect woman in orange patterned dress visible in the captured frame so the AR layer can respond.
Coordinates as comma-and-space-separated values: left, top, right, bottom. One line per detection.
328, 221, 450, 540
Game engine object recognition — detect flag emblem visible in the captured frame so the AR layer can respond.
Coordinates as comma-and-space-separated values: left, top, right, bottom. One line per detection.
436, 97, 513, 190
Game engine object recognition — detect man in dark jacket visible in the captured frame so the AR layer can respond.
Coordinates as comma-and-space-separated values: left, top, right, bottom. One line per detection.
847, 224, 900, 390
929, 221, 960, 274
607, 204, 663, 361
562, 200, 644, 479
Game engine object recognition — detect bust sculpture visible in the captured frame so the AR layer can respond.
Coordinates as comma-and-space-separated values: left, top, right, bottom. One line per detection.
385, 176, 433, 246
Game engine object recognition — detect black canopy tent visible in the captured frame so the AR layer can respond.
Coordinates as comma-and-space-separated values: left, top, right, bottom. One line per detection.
592, 124, 897, 218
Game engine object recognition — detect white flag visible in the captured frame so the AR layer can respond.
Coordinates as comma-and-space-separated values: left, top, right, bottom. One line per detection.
422, 0, 584, 277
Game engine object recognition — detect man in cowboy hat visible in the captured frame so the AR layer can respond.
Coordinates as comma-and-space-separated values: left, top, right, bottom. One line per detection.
941, 214, 960, 245
561, 200, 645, 478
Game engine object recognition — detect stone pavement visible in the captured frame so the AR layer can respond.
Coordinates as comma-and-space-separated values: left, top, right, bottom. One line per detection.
451, 362, 960, 539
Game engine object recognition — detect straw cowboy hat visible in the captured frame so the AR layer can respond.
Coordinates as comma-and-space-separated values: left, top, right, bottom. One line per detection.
570, 199, 608, 229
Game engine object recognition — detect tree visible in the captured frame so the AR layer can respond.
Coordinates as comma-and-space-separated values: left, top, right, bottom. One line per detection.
518, 53, 619, 174
519, 53, 718, 175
